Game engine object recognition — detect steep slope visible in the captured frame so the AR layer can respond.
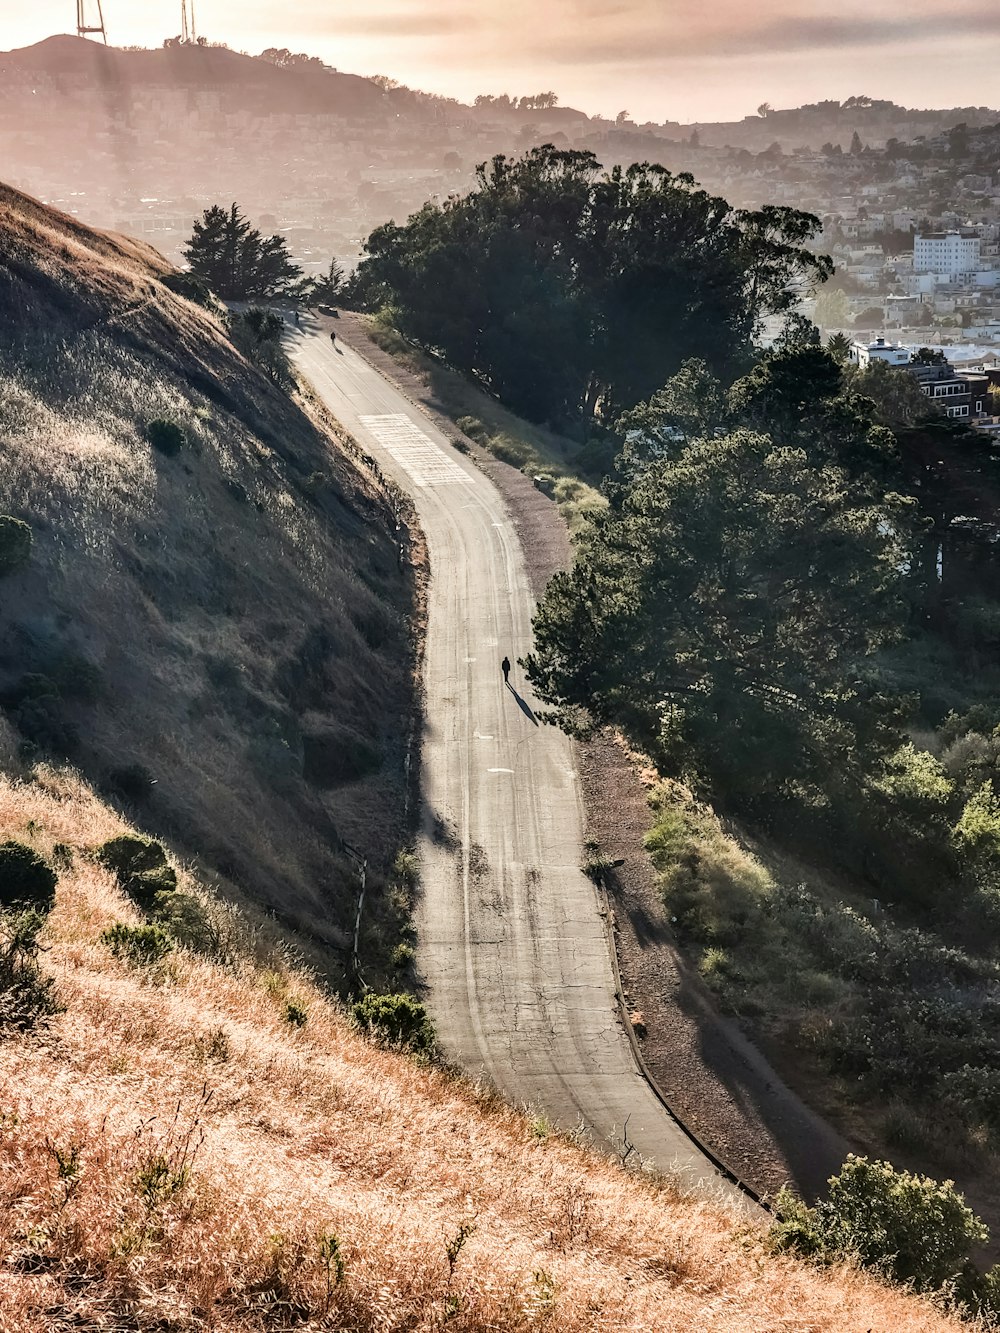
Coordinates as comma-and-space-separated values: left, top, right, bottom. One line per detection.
0, 757, 964, 1332
0, 183, 415, 976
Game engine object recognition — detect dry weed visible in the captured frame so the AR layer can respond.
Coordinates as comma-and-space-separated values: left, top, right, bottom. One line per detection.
0, 770, 966, 1331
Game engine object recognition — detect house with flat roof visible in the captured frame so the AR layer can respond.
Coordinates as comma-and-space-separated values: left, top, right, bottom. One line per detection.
849, 336, 912, 368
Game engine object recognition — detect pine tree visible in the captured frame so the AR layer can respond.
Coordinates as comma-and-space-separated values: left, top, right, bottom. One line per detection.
184, 203, 301, 299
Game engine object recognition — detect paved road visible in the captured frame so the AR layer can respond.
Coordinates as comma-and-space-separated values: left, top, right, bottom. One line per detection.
294, 328, 743, 1201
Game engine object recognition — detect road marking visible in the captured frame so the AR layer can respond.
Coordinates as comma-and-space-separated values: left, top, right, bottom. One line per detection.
359, 413, 474, 489
474, 732, 494, 741
488, 767, 515, 774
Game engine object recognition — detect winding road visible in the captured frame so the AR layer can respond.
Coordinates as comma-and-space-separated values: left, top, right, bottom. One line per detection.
294, 326, 743, 1201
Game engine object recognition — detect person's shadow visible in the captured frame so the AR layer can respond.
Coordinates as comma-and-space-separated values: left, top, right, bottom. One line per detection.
506, 681, 539, 725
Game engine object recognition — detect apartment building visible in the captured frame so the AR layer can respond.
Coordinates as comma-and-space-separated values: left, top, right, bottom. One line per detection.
914, 230, 982, 280
908, 359, 990, 420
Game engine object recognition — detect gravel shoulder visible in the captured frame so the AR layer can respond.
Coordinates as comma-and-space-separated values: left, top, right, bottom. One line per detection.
334, 312, 852, 1202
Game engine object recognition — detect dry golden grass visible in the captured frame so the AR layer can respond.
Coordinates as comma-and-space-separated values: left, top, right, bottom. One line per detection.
0, 182, 416, 981
0, 768, 966, 1331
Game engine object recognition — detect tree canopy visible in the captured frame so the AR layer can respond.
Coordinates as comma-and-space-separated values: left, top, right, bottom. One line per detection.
184, 204, 301, 300
528, 429, 914, 804
349, 145, 831, 427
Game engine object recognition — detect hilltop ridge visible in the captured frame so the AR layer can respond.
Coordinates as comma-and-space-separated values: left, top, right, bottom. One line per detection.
0, 35, 388, 114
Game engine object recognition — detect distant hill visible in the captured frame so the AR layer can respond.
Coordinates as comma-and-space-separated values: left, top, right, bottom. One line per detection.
667, 96, 1000, 152
0, 34, 389, 116
0, 181, 415, 976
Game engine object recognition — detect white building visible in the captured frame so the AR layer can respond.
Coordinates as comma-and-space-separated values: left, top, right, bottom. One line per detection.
849, 337, 912, 368
913, 231, 981, 280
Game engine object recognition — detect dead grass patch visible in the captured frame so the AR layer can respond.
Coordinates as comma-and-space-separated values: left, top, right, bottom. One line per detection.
0, 769, 966, 1331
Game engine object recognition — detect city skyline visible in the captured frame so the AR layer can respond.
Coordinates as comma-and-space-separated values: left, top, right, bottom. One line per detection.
3, 0, 999, 123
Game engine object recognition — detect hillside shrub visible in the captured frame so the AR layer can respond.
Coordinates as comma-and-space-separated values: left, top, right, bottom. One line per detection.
302, 726, 381, 787
101, 921, 174, 967
283, 998, 308, 1027
455, 415, 486, 441
771, 1156, 988, 1294
940, 1064, 1000, 1132
97, 834, 170, 880
0, 515, 32, 576
392, 850, 420, 889
351, 991, 433, 1053
152, 891, 218, 954
3, 675, 79, 755
161, 270, 214, 307
644, 790, 772, 947
107, 763, 156, 804
390, 942, 414, 971
0, 842, 57, 913
97, 835, 177, 909
147, 418, 186, 457
0, 909, 59, 1030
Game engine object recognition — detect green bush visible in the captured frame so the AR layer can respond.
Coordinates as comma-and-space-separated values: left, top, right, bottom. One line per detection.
97, 835, 177, 909
392, 850, 420, 888
771, 1156, 989, 1294
161, 271, 214, 308
152, 891, 218, 954
0, 909, 60, 1030
455, 415, 486, 441
0, 515, 32, 576
0, 842, 57, 913
390, 942, 414, 971
351, 991, 433, 1053
147, 418, 186, 457
940, 1064, 1000, 1131
101, 921, 175, 967
107, 764, 156, 804
644, 790, 772, 947
489, 433, 534, 469
283, 998, 308, 1028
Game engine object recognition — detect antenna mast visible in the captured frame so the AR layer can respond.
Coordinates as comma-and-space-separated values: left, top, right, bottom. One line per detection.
180, 0, 197, 43
76, 0, 108, 42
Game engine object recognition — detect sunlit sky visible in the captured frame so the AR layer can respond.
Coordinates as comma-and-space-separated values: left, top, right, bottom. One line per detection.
5, 0, 999, 123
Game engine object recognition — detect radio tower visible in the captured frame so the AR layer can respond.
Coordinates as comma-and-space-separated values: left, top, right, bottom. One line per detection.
181, 0, 198, 43
76, 0, 108, 42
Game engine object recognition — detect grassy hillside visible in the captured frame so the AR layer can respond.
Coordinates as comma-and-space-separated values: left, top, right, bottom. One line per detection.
0, 183, 415, 983
0, 755, 965, 1332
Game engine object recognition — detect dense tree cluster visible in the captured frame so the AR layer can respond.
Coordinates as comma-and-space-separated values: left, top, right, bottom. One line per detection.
349, 145, 831, 426
528, 425, 913, 806
528, 334, 1000, 835
474, 93, 559, 111
184, 204, 301, 300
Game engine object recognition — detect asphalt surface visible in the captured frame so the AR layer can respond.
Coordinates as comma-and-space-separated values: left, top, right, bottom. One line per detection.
294, 327, 745, 1202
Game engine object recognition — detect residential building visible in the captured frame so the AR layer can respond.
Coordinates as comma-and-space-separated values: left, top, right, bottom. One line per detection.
849, 336, 913, 368
907, 359, 990, 420
913, 230, 982, 280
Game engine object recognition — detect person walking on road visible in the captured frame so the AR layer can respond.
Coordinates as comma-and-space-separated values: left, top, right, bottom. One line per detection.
501, 655, 511, 685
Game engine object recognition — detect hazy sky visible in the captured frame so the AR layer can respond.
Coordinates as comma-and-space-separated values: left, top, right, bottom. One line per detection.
6, 0, 999, 122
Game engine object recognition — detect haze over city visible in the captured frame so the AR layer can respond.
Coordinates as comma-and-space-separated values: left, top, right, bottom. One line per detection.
5, 0, 999, 121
